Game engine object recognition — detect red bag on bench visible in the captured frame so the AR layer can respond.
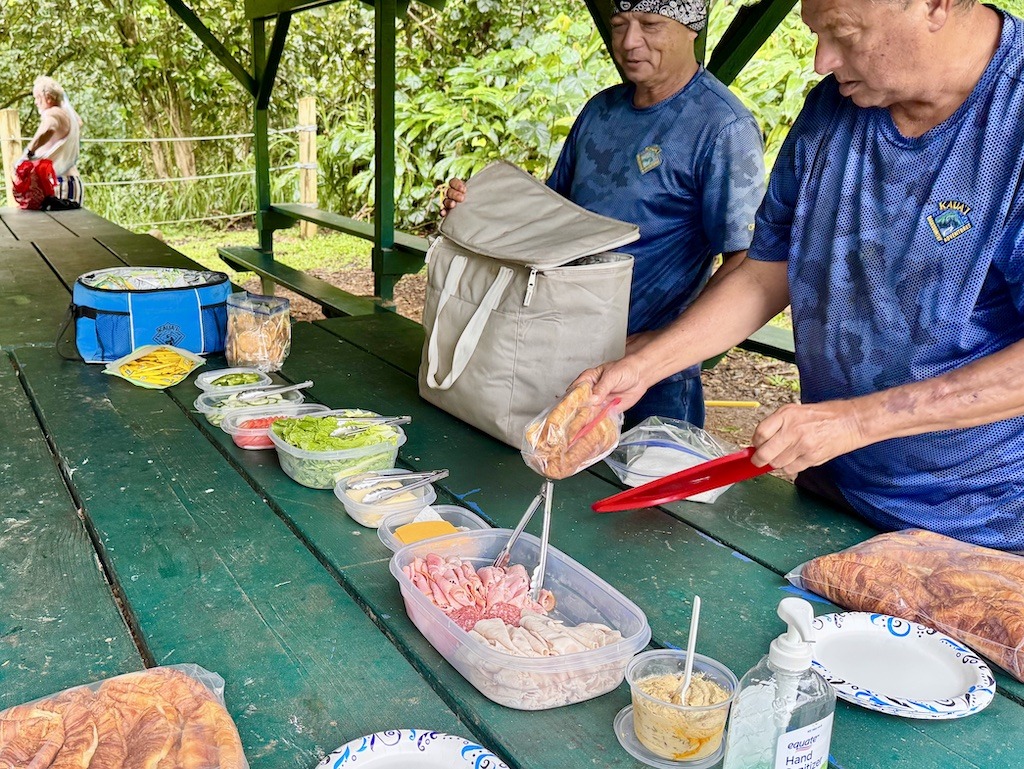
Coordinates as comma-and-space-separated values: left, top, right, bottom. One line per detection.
13, 158, 58, 210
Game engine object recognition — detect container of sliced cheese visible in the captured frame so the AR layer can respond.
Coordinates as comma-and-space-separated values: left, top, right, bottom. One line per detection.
335, 468, 438, 528
378, 504, 491, 551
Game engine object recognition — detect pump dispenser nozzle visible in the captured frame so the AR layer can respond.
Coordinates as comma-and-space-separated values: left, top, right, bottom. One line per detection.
769, 597, 816, 671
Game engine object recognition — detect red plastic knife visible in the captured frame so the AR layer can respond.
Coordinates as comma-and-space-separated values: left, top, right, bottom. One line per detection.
591, 446, 772, 512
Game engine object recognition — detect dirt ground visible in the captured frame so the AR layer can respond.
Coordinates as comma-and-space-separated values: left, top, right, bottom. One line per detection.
242, 267, 801, 448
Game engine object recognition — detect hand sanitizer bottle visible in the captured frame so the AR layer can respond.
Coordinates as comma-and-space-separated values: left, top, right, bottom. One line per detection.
721, 597, 835, 769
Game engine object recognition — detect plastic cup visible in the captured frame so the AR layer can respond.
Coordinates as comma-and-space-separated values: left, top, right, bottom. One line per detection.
625, 650, 737, 763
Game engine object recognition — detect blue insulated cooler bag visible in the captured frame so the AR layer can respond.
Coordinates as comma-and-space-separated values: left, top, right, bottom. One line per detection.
68, 267, 230, 363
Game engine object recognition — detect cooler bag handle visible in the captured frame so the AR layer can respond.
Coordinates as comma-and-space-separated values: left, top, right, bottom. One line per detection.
425, 254, 514, 390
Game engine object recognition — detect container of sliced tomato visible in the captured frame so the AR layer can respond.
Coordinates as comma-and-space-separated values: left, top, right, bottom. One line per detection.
219, 403, 330, 449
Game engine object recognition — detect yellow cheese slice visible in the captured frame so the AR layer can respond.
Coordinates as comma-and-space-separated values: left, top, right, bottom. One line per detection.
347, 482, 416, 505
394, 520, 460, 544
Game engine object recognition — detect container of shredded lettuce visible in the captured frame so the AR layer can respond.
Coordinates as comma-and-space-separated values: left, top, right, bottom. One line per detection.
268, 412, 406, 489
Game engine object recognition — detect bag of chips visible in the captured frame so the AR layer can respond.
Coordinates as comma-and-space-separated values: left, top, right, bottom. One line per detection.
787, 528, 1024, 680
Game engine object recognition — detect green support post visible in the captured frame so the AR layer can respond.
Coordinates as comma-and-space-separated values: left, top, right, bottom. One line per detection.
707, 0, 798, 85
252, 19, 276, 293
374, 0, 398, 304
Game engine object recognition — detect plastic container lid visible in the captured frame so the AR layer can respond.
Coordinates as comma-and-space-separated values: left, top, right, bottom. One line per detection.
334, 469, 438, 529
194, 367, 273, 393
390, 529, 651, 710
219, 403, 331, 450
378, 504, 490, 551
268, 420, 407, 489
193, 388, 305, 426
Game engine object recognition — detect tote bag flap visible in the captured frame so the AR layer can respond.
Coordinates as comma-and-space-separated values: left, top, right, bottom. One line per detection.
439, 160, 639, 269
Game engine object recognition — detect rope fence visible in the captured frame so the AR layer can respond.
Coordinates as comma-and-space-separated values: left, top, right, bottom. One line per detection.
1, 100, 320, 229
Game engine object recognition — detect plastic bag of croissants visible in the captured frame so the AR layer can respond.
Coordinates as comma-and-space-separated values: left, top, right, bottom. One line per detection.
0, 664, 249, 768
522, 381, 623, 479
787, 528, 1024, 681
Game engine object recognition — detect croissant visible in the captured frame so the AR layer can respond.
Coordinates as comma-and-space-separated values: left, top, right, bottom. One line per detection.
796, 529, 1024, 681
523, 382, 619, 479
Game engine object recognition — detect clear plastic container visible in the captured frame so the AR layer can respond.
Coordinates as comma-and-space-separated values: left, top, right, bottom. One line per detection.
378, 505, 490, 551
193, 388, 305, 426
220, 403, 330, 450
623, 650, 738, 767
269, 424, 407, 489
194, 367, 273, 393
390, 529, 651, 710
334, 469, 438, 528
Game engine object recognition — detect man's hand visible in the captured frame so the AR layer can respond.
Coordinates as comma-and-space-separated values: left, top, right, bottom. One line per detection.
440, 177, 466, 217
751, 400, 867, 477
571, 356, 651, 412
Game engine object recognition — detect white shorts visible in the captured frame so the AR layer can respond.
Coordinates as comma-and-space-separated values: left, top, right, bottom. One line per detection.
56, 175, 83, 205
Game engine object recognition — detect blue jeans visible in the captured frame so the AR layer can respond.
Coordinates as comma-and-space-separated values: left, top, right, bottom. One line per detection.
625, 375, 705, 430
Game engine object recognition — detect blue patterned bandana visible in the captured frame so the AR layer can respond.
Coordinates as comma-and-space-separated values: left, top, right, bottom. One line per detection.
613, 0, 708, 32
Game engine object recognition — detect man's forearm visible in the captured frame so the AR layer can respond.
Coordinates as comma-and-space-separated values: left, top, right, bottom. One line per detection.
632, 258, 789, 386
853, 337, 1024, 445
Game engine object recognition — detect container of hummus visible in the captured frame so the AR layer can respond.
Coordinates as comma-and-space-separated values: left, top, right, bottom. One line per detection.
623, 650, 737, 766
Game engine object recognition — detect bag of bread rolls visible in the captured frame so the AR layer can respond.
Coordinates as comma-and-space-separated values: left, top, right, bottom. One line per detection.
787, 528, 1024, 680
521, 382, 622, 479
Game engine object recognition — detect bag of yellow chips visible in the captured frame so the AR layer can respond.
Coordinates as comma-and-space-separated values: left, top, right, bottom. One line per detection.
103, 345, 205, 389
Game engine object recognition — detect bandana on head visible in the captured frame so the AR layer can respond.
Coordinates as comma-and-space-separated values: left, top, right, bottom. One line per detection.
613, 0, 708, 32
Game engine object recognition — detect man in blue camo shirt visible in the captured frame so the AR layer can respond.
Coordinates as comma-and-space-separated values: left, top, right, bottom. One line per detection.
584, 0, 1024, 549
444, 0, 766, 429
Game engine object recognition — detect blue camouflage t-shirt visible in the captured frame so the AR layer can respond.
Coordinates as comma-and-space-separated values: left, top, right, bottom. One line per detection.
548, 68, 765, 377
751, 11, 1024, 549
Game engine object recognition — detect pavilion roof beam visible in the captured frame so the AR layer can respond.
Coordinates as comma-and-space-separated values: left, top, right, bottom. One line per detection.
257, 13, 292, 109
164, 0, 256, 96
708, 0, 798, 85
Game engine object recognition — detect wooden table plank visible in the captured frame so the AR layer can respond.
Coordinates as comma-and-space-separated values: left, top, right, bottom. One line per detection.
0, 241, 74, 347
178, 322, 1023, 768
14, 346, 473, 767
0, 358, 142, 707
98, 233, 207, 270
33, 236, 124, 290
47, 208, 134, 236
0, 207, 78, 241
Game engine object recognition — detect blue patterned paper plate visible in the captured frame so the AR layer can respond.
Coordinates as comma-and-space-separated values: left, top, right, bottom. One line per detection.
811, 612, 996, 720
316, 729, 510, 768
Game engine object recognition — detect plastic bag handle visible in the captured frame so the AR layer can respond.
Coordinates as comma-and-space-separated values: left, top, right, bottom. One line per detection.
424, 252, 514, 390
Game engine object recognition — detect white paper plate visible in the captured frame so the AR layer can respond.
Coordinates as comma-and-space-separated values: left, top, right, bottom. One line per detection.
316, 730, 509, 768
811, 612, 996, 719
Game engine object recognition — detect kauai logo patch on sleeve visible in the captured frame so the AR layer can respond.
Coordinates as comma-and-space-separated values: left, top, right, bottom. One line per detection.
926, 201, 972, 243
636, 145, 662, 174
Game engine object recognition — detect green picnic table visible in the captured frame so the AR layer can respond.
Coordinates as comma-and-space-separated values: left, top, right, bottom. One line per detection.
2, 206, 1022, 769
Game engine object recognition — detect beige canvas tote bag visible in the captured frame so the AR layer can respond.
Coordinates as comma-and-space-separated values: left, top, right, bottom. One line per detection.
419, 160, 638, 447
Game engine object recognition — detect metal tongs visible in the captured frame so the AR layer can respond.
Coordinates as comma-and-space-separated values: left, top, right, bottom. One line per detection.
492, 480, 555, 601
353, 469, 449, 504
330, 415, 412, 437
236, 380, 313, 401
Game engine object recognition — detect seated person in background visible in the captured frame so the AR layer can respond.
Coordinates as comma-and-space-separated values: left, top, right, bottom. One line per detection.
443, 0, 765, 429
24, 76, 83, 209
581, 0, 1024, 550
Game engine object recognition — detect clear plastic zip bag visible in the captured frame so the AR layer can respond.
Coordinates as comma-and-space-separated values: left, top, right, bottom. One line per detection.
604, 416, 735, 503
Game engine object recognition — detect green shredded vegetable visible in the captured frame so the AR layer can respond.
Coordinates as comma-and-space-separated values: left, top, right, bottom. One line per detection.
271, 416, 400, 488
210, 372, 263, 387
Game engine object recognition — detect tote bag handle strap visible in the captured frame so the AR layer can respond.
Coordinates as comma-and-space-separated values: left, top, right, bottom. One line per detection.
425, 254, 514, 390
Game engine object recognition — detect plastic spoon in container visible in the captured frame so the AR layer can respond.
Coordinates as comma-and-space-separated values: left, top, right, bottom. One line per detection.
492, 482, 547, 569
673, 595, 702, 705
330, 416, 411, 437
360, 470, 450, 504
236, 380, 313, 401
